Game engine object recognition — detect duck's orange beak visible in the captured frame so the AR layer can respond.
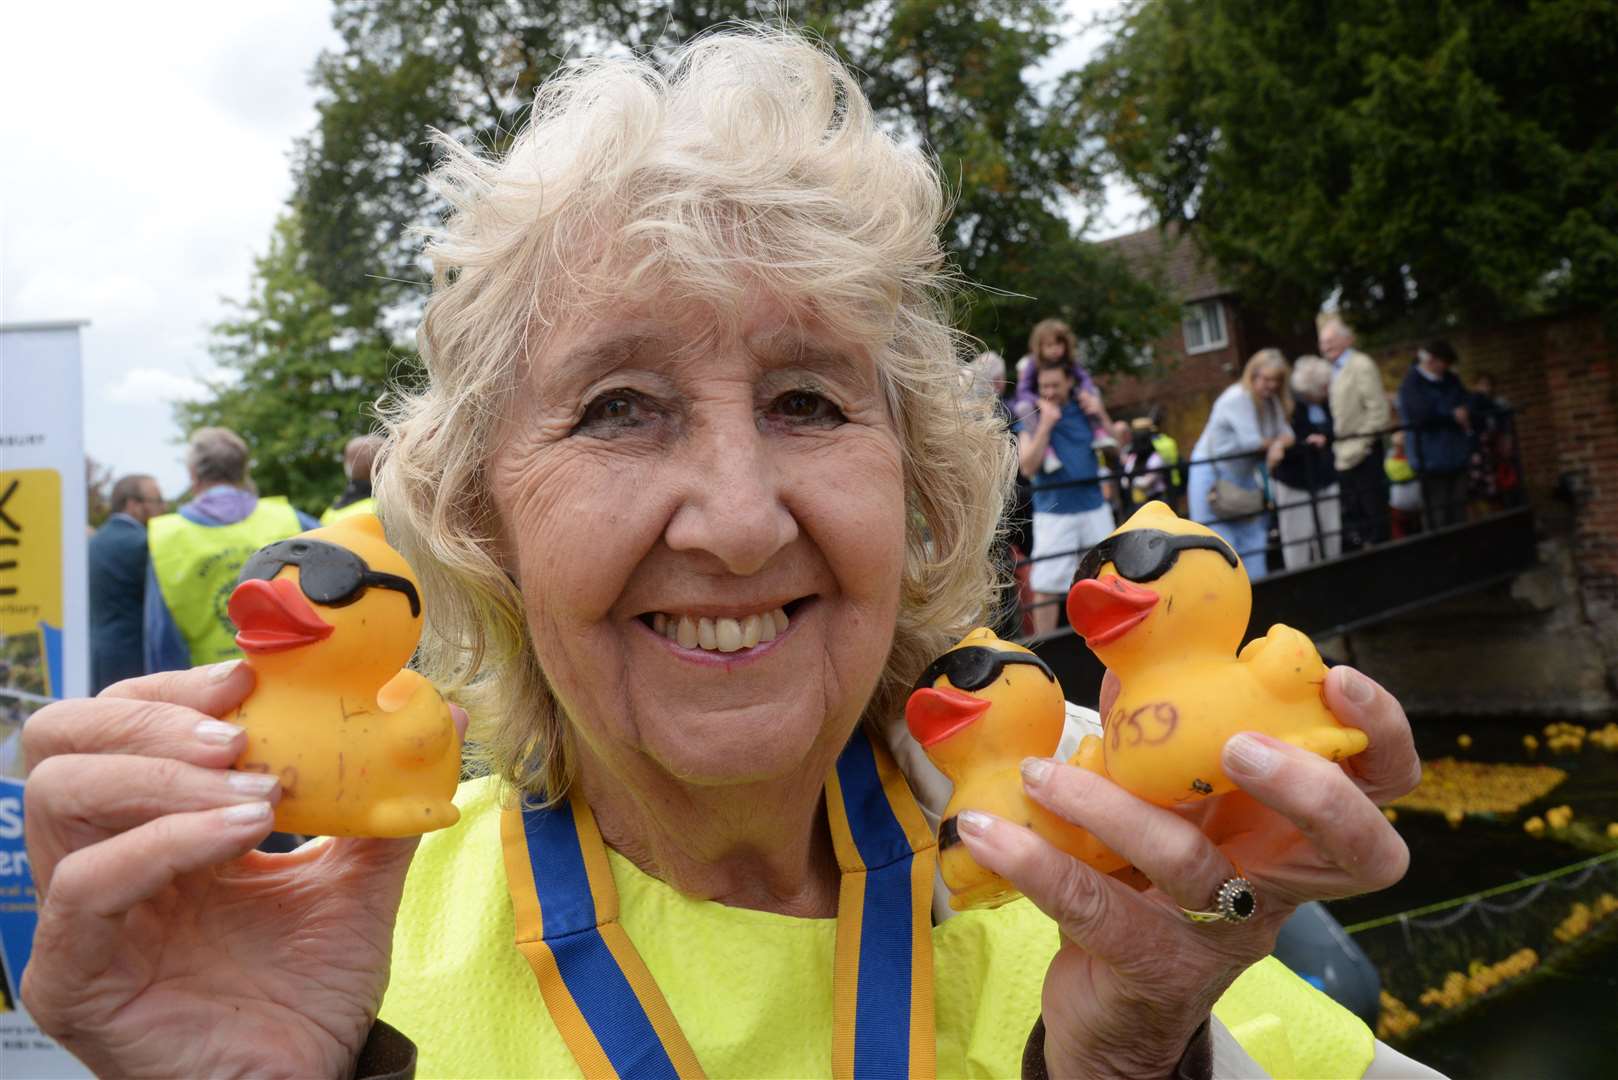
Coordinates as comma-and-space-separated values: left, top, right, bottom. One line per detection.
1067, 575, 1159, 646
229, 577, 333, 654
906, 685, 992, 747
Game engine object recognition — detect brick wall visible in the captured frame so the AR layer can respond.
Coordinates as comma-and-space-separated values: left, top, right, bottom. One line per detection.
1098, 297, 1243, 451
1367, 311, 1618, 681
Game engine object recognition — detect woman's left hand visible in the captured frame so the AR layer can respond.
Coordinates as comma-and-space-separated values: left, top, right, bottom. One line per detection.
955, 666, 1418, 1078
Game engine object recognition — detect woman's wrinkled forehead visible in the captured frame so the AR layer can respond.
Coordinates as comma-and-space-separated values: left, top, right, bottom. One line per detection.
523, 288, 885, 394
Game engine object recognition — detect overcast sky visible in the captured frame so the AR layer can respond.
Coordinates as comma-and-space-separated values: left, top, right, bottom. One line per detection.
2, 1, 1142, 497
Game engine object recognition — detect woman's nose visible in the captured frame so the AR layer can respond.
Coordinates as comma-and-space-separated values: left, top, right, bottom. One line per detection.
662, 410, 799, 576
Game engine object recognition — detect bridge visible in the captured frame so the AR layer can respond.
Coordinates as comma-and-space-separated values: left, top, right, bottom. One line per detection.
1016, 425, 1540, 702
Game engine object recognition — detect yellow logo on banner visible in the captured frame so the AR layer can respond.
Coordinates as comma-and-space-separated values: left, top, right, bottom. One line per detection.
0, 469, 62, 697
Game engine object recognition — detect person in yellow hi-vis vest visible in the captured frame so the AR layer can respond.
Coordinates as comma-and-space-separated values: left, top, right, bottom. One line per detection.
321, 435, 383, 525
143, 427, 316, 672
25, 32, 1442, 1080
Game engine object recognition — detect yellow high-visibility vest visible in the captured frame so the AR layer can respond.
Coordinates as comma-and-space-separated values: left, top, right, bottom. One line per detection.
1153, 433, 1183, 487
321, 496, 377, 526
148, 496, 302, 666
381, 775, 1376, 1078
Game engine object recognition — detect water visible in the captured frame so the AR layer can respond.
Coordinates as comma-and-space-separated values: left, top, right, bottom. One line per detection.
1322, 714, 1618, 1079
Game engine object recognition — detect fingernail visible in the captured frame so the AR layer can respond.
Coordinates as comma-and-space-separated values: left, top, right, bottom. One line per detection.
207, 660, 243, 683
957, 810, 994, 838
196, 719, 244, 745
1337, 668, 1375, 706
1021, 757, 1054, 787
222, 801, 272, 824
227, 771, 279, 796
1224, 733, 1278, 778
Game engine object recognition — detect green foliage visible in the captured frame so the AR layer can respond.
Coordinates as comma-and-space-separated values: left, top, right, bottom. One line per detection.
177, 212, 413, 515
85, 456, 113, 528
288, 0, 1171, 370
821, 1, 1177, 364
1081, 0, 1618, 333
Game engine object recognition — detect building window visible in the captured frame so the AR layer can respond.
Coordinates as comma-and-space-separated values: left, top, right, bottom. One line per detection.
1181, 300, 1228, 354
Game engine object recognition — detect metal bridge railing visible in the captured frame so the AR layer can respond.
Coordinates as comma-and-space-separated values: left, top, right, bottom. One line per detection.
1005, 408, 1524, 637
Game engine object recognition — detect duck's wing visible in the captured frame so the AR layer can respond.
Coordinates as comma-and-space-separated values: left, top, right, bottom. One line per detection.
1237, 624, 1328, 704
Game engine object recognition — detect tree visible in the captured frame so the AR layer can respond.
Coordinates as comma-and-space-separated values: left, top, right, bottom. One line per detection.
825, 1, 1177, 365
1080, 0, 1618, 334
176, 211, 411, 514
290, 0, 1172, 371
85, 456, 113, 528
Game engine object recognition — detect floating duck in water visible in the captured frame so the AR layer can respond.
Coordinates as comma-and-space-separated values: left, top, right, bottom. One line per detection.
1065, 501, 1367, 807
905, 628, 1126, 911
226, 513, 461, 837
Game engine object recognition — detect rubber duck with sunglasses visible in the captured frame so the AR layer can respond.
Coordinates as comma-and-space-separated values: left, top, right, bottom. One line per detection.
908, 501, 1368, 910
225, 513, 462, 838
1066, 501, 1367, 808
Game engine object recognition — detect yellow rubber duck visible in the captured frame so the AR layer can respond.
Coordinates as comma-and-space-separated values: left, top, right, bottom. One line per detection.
225, 513, 461, 837
906, 628, 1125, 910
1065, 501, 1368, 806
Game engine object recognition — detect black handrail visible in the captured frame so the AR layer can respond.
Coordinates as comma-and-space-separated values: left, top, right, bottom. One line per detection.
1008, 407, 1523, 632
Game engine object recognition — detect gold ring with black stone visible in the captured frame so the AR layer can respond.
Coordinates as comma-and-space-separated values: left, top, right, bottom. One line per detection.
1181, 876, 1258, 924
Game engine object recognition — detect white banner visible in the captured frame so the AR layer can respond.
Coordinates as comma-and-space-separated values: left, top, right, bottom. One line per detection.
0, 322, 92, 1075
1, 321, 89, 710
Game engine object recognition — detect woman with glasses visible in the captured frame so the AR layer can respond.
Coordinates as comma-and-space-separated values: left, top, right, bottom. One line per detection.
19, 29, 1434, 1079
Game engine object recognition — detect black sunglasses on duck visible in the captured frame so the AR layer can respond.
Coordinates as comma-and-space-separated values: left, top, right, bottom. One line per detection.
912, 646, 1056, 694
1075, 529, 1238, 585
238, 539, 421, 617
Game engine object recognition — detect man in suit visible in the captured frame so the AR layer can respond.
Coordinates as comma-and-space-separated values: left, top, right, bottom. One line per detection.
88, 474, 164, 693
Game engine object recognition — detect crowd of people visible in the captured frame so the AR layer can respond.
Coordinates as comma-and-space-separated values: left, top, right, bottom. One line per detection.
990, 313, 1519, 631
87, 428, 384, 695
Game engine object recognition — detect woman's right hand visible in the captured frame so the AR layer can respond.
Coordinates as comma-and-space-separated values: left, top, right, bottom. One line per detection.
21, 661, 436, 1078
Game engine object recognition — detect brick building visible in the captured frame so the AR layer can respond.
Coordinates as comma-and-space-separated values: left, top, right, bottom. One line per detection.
1094, 224, 1312, 451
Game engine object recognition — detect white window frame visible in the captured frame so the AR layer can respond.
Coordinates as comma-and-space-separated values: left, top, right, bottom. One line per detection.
1181, 300, 1229, 355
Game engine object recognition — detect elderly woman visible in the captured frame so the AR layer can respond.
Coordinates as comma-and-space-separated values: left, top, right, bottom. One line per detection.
20, 31, 1433, 1079
1187, 349, 1295, 581
1272, 356, 1343, 570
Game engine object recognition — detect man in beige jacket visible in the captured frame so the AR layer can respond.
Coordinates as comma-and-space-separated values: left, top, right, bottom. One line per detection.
1321, 316, 1392, 550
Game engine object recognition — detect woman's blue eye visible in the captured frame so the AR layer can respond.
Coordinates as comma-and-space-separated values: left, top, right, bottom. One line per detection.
772, 390, 845, 425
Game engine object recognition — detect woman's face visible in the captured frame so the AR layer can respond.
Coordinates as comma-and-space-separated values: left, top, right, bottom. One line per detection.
487, 293, 908, 787
1253, 368, 1284, 399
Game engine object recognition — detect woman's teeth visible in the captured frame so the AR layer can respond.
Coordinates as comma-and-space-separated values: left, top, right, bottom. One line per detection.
650, 609, 790, 653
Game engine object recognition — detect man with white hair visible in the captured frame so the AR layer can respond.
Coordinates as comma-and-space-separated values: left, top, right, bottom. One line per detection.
144, 427, 317, 672
1319, 315, 1391, 550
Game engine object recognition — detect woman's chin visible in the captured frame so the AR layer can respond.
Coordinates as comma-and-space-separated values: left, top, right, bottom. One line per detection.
643, 706, 838, 788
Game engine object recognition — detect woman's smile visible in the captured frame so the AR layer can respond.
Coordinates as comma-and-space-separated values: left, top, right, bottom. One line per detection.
637, 596, 815, 666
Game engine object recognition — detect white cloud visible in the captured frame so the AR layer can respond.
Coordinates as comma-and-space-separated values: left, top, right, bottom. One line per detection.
104, 367, 218, 406
0, 0, 340, 493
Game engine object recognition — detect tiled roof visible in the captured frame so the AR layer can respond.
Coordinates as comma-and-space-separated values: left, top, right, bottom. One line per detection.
1102, 222, 1233, 303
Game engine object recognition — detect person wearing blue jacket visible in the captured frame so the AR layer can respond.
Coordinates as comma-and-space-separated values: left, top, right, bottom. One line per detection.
1396, 340, 1472, 529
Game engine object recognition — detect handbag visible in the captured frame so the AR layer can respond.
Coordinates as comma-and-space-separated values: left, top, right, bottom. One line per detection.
1209, 476, 1264, 519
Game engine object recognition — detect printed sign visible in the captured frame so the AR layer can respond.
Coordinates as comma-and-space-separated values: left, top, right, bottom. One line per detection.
0, 776, 90, 1075
1, 323, 92, 1074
